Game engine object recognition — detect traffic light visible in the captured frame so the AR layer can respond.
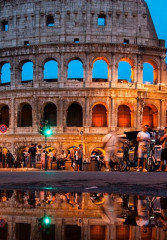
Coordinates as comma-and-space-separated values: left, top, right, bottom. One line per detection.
39, 120, 53, 137
43, 126, 53, 137
38, 215, 51, 234
39, 120, 44, 135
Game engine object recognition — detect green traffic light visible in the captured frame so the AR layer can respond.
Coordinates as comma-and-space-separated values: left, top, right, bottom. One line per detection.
44, 128, 53, 137
43, 216, 51, 225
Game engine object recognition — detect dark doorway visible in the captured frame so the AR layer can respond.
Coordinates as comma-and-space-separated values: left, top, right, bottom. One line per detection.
21, 104, 32, 127
0, 105, 9, 127
67, 103, 83, 127
65, 225, 81, 240
44, 103, 57, 126
16, 223, 31, 240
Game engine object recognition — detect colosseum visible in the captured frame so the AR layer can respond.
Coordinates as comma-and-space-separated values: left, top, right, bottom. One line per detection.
0, 0, 166, 160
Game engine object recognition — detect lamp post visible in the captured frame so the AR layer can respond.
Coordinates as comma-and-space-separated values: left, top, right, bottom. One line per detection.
39, 120, 53, 171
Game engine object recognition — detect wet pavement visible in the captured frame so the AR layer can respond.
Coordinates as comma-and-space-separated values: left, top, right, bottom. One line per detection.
0, 170, 167, 196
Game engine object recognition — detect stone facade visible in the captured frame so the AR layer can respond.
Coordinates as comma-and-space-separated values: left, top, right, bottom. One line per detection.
0, 0, 166, 158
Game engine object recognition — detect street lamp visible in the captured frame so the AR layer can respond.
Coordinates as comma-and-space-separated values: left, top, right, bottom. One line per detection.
39, 120, 53, 171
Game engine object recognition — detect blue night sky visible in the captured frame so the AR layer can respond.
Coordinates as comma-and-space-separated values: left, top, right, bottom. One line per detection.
145, 0, 167, 49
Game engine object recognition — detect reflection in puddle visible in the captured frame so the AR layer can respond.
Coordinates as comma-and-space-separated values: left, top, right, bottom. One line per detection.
0, 190, 166, 239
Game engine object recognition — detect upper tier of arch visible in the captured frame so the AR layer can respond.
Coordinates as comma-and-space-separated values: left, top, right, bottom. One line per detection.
0, 0, 163, 49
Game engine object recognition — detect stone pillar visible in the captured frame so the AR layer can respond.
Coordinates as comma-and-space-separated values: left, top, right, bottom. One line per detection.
32, 96, 39, 132
33, 54, 40, 88
55, 219, 63, 240
10, 98, 15, 134
7, 216, 14, 240
136, 55, 143, 84
111, 97, 116, 128
108, 60, 112, 86
108, 97, 112, 128
111, 54, 117, 84
30, 219, 38, 240
85, 54, 91, 84
160, 99, 165, 128
57, 97, 64, 133
136, 97, 142, 129
59, 53, 65, 88
84, 97, 90, 128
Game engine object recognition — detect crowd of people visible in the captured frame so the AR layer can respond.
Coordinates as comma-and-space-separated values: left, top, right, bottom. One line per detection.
0, 125, 167, 172
0, 143, 84, 171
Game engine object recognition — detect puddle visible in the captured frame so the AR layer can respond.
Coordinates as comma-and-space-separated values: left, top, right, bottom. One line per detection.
0, 189, 166, 239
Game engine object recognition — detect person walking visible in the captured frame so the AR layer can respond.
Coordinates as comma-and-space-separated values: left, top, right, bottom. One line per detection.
136, 124, 150, 172
157, 127, 167, 172
78, 144, 83, 171
102, 131, 119, 171
48, 149, 53, 170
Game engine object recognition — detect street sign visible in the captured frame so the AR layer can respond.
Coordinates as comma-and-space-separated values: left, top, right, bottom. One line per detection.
0, 124, 8, 133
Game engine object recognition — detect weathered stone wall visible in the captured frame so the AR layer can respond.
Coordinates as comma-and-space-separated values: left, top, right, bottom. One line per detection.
0, 0, 166, 158
0, 0, 161, 48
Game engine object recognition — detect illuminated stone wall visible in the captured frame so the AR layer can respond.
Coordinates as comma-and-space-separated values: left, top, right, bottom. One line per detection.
0, 0, 166, 158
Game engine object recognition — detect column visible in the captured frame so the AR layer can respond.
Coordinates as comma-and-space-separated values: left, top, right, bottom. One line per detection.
57, 97, 64, 133
108, 97, 112, 128
59, 52, 65, 88
55, 219, 63, 240
136, 55, 143, 85
111, 54, 117, 84
111, 97, 116, 129
10, 98, 15, 134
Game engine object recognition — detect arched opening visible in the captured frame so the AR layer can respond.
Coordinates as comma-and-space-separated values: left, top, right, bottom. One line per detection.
92, 104, 107, 127
118, 105, 131, 127
1, 63, 11, 85
143, 62, 154, 84
118, 59, 133, 83
143, 105, 158, 128
21, 61, 33, 82
92, 59, 108, 82
67, 59, 83, 81
0, 105, 9, 127
67, 103, 83, 127
20, 104, 32, 127
44, 103, 57, 126
43, 60, 58, 82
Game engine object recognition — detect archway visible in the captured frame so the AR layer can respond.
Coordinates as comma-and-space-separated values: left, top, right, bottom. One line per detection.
67, 103, 83, 127
117, 105, 131, 127
44, 103, 57, 126
92, 59, 108, 82
43, 60, 58, 82
92, 104, 107, 127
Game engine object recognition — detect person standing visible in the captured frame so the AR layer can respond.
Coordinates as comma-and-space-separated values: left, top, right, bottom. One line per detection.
136, 124, 150, 172
157, 127, 167, 172
28, 144, 37, 168
102, 131, 119, 171
48, 149, 53, 170
78, 144, 83, 171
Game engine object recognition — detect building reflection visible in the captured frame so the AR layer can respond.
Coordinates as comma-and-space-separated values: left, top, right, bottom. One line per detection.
0, 190, 166, 239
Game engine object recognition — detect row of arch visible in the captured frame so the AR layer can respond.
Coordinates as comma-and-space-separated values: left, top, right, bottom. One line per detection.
0, 102, 158, 129
0, 57, 157, 84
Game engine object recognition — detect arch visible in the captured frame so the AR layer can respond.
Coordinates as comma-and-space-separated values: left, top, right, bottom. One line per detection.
18, 104, 32, 127
142, 104, 158, 128
118, 58, 134, 83
67, 59, 83, 81
67, 102, 83, 127
21, 61, 33, 82
117, 105, 131, 127
92, 104, 107, 127
0, 104, 9, 127
1, 63, 11, 84
143, 60, 158, 84
92, 58, 108, 82
44, 103, 57, 126
43, 60, 58, 82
